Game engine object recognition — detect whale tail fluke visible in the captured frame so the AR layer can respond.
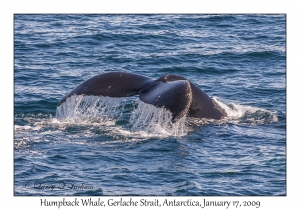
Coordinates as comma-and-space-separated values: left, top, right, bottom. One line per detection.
58, 72, 226, 122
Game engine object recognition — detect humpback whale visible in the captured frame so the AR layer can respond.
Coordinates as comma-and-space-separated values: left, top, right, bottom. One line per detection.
58, 72, 227, 122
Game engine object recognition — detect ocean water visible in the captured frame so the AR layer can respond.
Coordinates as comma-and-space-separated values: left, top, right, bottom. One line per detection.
14, 14, 286, 196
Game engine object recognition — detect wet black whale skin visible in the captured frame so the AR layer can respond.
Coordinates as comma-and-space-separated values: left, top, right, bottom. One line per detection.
58, 72, 226, 122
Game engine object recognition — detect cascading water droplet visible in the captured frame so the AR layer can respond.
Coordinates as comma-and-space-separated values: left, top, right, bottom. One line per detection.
56, 95, 189, 137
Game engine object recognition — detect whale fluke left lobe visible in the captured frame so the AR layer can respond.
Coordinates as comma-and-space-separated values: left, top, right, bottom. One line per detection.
58, 72, 153, 106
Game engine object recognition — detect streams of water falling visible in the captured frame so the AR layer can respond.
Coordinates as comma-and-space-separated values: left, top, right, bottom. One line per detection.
56, 95, 188, 136
55, 95, 278, 138
56, 95, 126, 123
130, 100, 188, 136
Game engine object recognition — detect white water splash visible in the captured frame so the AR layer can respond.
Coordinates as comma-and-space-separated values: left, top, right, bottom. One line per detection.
130, 100, 188, 137
213, 97, 278, 125
56, 95, 125, 124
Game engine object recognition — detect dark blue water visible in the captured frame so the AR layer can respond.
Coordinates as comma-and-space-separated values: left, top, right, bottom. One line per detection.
14, 14, 286, 196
